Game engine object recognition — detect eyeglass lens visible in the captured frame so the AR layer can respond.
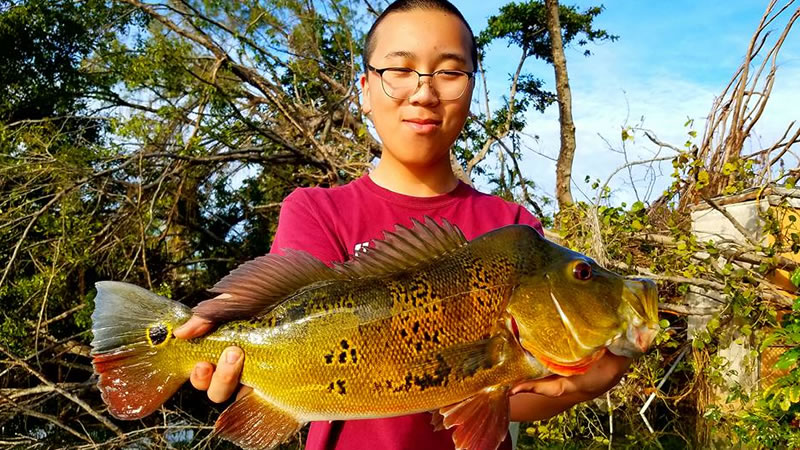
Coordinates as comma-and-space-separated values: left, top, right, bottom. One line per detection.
381, 70, 469, 100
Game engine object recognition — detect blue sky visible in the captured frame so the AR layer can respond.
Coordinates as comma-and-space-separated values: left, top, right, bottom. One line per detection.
456, 1, 800, 209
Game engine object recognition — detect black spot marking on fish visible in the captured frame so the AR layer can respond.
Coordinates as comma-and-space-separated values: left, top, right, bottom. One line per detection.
148, 324, 168, 346
432, 331, 441, 344
327, 382, 335, 393
423, 331, 431, 342
474, 266, 489, 283
415, 342, 423, 352
413, 359, 451, 392
350, 348, 357, 363
336, 379, 346, 395
339, 352, 347, 363
324, 353, 334, 364
412, 322, 420, 333
285, 303, 307, 321
385, 380, 393, 389
432, 305, 439, 312
393, 373, 413, 392
409, 279, 432, 307
340, 340, 349, 349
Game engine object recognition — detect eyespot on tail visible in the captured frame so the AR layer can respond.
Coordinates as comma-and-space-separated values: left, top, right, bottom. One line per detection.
90, 281, 193, 419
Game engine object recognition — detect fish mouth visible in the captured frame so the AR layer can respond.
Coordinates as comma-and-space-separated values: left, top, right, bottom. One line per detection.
611, 277, 660, 357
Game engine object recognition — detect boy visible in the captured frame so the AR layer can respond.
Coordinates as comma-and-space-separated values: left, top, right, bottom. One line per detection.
175, 1, 631, 448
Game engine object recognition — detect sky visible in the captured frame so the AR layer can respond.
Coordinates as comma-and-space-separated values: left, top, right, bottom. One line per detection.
457, 0, 800, 210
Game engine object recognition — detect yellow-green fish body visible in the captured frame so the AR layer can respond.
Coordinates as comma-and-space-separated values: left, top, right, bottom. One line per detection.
91, 219, 659, 450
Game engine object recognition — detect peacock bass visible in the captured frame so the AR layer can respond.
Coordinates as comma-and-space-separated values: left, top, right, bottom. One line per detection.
91, 218, 659, 450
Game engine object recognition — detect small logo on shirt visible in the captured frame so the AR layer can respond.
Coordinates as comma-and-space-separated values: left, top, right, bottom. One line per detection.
354, 241, 370, 256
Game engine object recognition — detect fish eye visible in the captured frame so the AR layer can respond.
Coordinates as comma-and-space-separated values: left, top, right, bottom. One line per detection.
573, 261, 593, 281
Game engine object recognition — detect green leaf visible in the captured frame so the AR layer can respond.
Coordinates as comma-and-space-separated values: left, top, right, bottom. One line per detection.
722, 162, 736, 176
791, 268, 800, 288
774, 348, 800, 370
790, 385, 800, 403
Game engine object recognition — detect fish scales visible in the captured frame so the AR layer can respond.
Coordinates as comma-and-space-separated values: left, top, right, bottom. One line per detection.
189, 228, 526, 418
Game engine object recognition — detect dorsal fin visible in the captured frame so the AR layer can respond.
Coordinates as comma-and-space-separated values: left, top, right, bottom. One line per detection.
194, 248, 342, 322
335, 216, 467, 279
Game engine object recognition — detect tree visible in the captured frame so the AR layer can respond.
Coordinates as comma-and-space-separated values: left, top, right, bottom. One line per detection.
462, 0, 615, 218
544, 0, 576, 210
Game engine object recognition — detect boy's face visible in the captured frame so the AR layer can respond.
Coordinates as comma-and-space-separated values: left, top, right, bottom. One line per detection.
361, 9, 475, 169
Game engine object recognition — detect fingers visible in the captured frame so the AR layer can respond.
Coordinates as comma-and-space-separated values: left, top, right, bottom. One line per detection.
174, 315, 214, 340
207, 347, 244, 403
511, 375, 570, 397
190, 362, 214, 391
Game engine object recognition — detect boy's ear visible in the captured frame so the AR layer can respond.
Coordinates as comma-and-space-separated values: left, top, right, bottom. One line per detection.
360, 73, 372, 115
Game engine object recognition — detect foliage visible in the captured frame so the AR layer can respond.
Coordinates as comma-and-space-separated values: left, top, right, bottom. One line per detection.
1, 0, 373, 446
724, 293, 800, 448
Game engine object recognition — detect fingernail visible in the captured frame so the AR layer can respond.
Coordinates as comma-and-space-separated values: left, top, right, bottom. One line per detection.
195, 365, 211, 377
226, 349, 242, 364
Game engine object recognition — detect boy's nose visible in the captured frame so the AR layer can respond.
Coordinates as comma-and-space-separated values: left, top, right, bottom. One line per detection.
408, 77, 440, 105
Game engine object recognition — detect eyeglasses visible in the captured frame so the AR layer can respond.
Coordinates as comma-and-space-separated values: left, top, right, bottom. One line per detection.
367, 65, 475, 101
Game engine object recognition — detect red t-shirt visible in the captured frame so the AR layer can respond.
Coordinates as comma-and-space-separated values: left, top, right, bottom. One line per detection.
269, 175, 543, 450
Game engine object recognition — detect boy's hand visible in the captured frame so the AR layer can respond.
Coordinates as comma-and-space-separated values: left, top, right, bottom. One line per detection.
508, 353, 631, 422
174, 316, 248, 403
511, 352, 631, 398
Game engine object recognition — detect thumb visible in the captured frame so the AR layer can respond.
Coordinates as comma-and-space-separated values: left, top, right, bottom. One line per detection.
174, 315, 215, 339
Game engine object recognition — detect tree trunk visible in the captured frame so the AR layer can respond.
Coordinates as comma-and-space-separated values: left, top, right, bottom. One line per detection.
545, 0, 576, 210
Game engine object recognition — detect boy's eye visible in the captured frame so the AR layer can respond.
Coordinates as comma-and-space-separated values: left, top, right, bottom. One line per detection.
437, 71, 464, 79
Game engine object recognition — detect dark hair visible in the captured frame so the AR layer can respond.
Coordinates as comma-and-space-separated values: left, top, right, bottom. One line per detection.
363, 0, 478, 72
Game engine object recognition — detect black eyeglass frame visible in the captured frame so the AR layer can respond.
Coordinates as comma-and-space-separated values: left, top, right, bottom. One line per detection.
366, 64, 476, 100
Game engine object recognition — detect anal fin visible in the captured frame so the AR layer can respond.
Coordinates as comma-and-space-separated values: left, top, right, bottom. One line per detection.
438, 386, 510, 450
214, 391, 303, 450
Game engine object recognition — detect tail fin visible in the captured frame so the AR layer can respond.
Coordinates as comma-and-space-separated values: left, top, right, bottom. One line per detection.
91, 281, 193, 419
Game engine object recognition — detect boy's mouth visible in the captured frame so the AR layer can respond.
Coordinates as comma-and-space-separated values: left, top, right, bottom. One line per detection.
403, 118, 442, 134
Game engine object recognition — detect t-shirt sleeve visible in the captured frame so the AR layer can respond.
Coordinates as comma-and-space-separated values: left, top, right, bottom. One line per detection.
270, 189, 346, 264
515, 206, 545, 236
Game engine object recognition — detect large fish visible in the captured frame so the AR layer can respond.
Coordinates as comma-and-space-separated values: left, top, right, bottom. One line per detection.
91, 218, 659, 450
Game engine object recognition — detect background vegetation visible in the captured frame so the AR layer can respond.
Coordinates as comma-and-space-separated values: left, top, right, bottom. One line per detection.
0, 0, 798, 448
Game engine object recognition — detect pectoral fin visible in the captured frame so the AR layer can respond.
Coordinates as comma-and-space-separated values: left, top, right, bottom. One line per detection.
214, 391, 302, 450
430, 409, 446, 431
438, 386, 510, 450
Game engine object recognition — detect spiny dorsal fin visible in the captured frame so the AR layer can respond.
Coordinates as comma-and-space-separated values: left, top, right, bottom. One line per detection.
194, 249, 342, 322
335, 216, 467, 279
